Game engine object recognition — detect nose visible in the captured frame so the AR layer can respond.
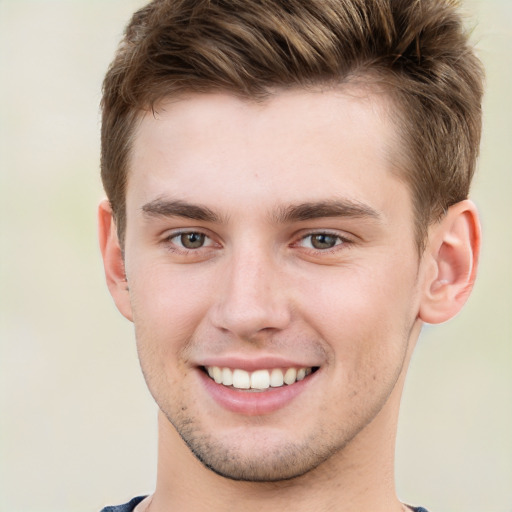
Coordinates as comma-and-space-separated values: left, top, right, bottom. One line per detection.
210, 247, 292, 340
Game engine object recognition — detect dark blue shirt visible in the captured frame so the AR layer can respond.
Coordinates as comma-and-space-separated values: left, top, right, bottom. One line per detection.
100, 496, 429, 512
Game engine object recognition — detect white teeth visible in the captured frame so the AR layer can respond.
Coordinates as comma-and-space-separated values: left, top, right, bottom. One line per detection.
221, 367, 233, 386
283, 367, 297, 385
232, 369, 250, 389
206, 366, 313, 389
270, 368, 284, 387
212, 366, 222, 384
251, 369, 270, 390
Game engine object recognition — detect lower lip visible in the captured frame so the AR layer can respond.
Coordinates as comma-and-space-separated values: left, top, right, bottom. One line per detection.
198, 369, 317, 416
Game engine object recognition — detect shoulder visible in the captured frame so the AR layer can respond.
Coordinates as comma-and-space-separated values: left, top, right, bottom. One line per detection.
100, 496, 147, 512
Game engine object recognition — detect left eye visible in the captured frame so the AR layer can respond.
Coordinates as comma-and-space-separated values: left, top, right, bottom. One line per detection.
172, 232, 209, 249
301, 233, 343, 250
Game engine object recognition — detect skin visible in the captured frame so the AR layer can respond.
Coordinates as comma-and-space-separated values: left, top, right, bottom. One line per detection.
99, 87, 480, 512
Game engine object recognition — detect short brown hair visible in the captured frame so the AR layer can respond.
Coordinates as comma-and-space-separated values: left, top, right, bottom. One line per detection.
101, 0, 484, 248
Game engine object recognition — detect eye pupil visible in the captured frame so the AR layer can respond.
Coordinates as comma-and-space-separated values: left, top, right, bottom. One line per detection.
181, 232, 205, 249
311, 234, 338, 249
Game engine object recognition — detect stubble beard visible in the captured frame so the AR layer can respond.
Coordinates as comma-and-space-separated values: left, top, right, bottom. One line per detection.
140, 357, 409, 484
135, 317, 416, 484
160, 401, 349, 482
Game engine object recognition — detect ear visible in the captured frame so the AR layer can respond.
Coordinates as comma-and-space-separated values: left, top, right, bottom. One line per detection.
98, 199, 133, 322
419, 200, 481, 324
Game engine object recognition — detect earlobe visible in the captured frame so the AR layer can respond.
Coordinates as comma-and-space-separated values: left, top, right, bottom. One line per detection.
98, 199, 133, 322
419, 200, 481, 325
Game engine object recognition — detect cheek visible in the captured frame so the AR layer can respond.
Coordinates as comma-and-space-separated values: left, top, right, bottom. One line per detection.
128, 263, 214, 357
298, 259, 419, 367
303, 261, 416, 322
128, 267, 213, 408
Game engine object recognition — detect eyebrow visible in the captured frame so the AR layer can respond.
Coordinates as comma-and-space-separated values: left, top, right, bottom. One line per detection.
272, 200, 382, 223
142, 199, 221, 223
141, 198, 381, 225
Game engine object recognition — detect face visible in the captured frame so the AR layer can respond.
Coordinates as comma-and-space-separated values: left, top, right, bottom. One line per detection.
121, 88, 425, 481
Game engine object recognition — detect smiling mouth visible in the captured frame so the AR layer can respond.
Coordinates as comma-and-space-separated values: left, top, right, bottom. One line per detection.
203, 366, 318, 391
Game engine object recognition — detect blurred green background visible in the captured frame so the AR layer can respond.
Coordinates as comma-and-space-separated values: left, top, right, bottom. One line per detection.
0, 1, 510, 511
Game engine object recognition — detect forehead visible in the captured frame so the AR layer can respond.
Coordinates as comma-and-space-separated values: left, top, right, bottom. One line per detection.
127, 87, 407, 221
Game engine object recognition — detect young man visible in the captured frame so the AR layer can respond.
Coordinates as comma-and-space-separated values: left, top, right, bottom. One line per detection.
98, 1, 484, 511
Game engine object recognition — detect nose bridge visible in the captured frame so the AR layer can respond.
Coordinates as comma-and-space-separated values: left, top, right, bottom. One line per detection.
212, 242, 290, 338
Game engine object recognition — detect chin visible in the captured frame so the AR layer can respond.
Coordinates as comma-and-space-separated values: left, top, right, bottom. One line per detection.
188, 438, 329, 482
166, 410, 347, 482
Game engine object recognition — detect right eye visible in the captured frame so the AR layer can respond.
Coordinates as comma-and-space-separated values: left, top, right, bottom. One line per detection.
169, 231, 212, 250
301, 233, 343, 250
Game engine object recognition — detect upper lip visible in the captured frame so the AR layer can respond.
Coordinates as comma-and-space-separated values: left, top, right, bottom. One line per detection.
198, 355, 321, 371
